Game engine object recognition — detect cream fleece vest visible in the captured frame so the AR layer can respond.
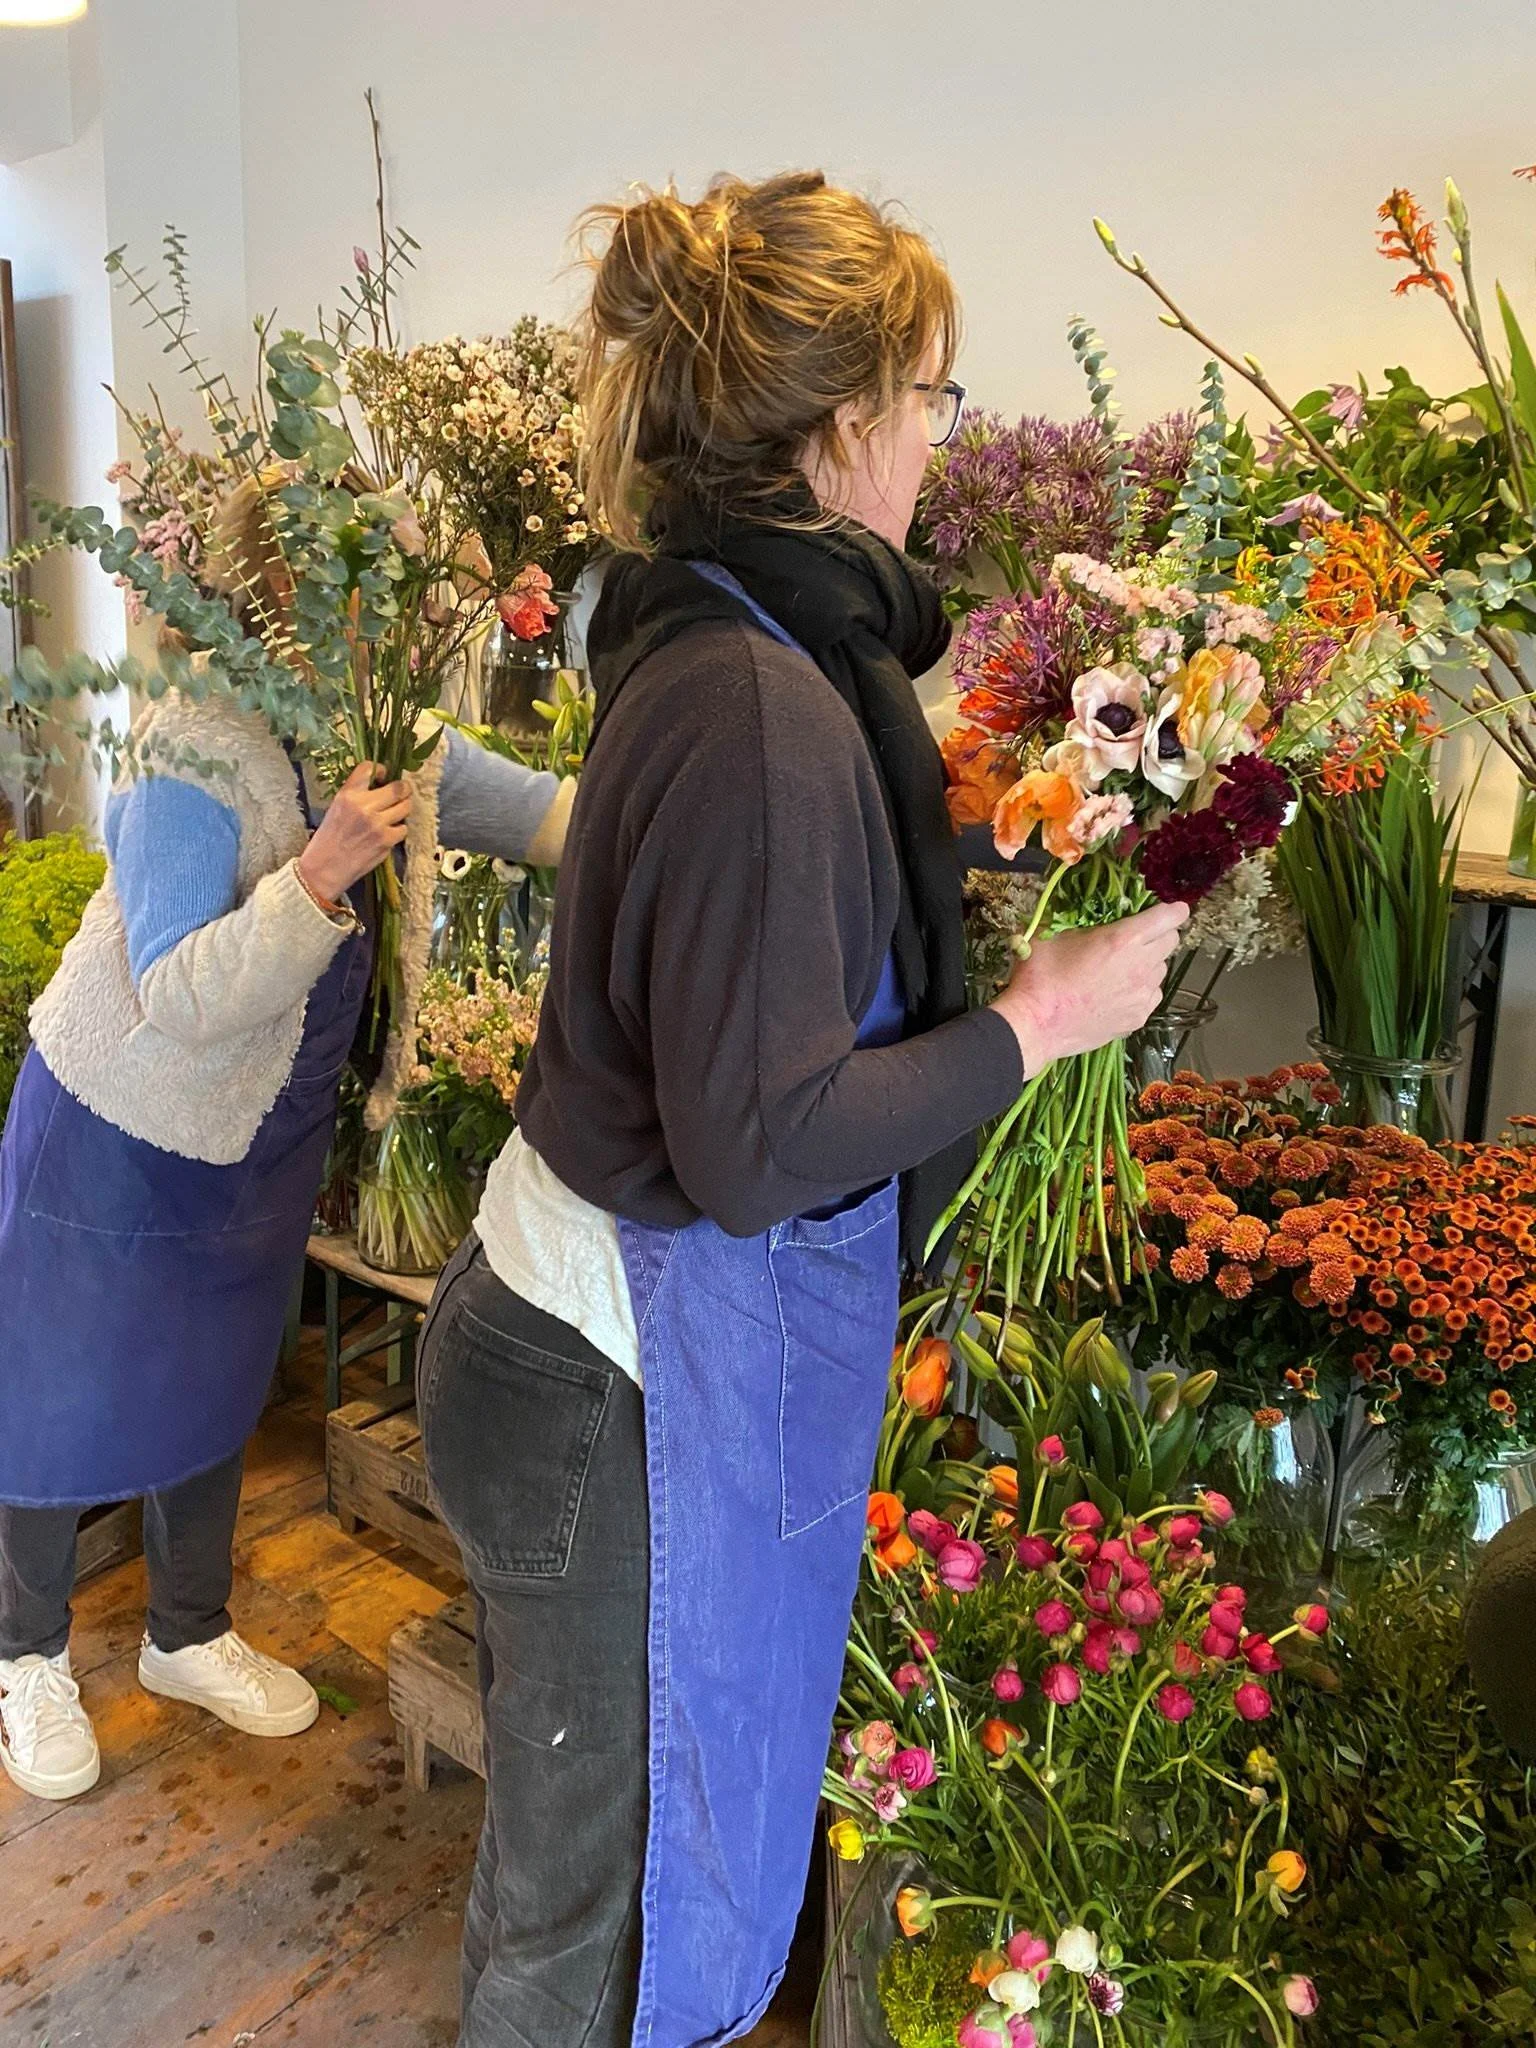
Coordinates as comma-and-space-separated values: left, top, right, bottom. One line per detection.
29, 693, 316, 1165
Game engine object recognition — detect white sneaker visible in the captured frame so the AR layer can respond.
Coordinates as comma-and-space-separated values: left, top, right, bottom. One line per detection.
137, 1630, 319, 1737
0, 1649, 101, 1801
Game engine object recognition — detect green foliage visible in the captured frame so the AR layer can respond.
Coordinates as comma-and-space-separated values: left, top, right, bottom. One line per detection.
1170, 361, 1246, 588
878, 1908, 989, 2048
1282, 1558, 1536, 2045
0, 832, 104, 1122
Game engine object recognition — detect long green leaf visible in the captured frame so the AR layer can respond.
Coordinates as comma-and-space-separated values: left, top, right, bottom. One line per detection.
1498, 283, 1536, 455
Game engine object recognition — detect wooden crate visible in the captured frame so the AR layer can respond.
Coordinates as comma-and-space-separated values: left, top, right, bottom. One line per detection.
76, 1498, 144, 1585
819, 1828, 866, 2048
388, 1593, 483, 1792
325, 1385, 463, 1572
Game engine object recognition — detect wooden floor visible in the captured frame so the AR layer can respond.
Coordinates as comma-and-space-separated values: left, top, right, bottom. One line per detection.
0, 1309, 816, 2047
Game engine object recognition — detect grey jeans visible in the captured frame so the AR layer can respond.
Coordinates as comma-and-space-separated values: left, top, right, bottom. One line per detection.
0, 1449, 245, 1662
418, 1236, 649, 2048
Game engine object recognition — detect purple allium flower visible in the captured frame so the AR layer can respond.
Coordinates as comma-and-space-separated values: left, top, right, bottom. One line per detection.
1127, 410, 1197, 533
918, 410, 1024, 562
952, 587, 1097, 737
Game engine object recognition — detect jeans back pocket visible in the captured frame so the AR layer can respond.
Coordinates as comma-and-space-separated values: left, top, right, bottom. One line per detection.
420, 1300, 611, 1578
771, 1180, 900, 1540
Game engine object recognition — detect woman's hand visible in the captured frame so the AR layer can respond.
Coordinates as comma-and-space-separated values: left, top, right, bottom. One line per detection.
297, 763, 411, 906
991, 900, 1191, 1076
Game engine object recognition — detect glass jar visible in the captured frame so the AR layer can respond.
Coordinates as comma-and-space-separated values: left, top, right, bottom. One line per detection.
1130, 990, 1218, 1092
355, 1102, 475, 1276
1195, 1403, 1337, 1616
481, 591, 583, 745
1508, 782, 1536, 878
1307, 1027, 1464, 1146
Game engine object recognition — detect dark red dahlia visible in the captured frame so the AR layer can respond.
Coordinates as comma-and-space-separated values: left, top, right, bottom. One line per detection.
1139, 810, 1242, 904
1211, 754, 1295, 851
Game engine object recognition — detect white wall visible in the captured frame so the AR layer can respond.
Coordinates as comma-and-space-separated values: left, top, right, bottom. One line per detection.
5, 0, 1536, 1110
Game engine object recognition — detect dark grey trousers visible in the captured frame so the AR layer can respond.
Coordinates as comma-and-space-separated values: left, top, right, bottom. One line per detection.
0, 1450, 245, 1662
418, 1236, 649, 2048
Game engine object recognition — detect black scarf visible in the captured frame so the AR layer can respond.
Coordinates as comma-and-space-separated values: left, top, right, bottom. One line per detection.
586, 488, 971, 1270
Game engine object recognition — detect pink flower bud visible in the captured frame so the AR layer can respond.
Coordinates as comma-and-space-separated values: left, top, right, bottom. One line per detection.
1242, 1633, 1282, 1675
1112, 1626, 1142, 1659
1062, 1531, 1100, 1564
1006, 1930, 1052, 1978
1208, 1600, 1245, 1639
1035, 1434, 1068, 1469
1097, 1538, 1129, 1566
889, 1745, 937, 1790
1063, 1501, 1105, 1532
1087, 1558, 1115, 1594
1117, 1556, 1152, 1591
1014, 1534, 1058, 1571
911, 1629, 939, 1655
1082, 1589, 1112, 1617
353, 245, 372, 274
1082, 1623, 1114, 1675
1130, 1522, 1160, 1553
908, 1509, 958, 1557
1116, 1584, 1164, 1626
1041, 1661, 1082, 1706
1172, 1639, 1202, 1679
1293, 1602, 1330, 1640
1282, 1975, 1320, 2018
1216, 1583, 1248, 1609
1200, 1488, 1235, 1526
937, 1538, 987, 1593
858, 1720, 898, 1766
1156, 1682, 1196, 1722
1234, 1681, 1273, 1722
1201, 1626, 1240, 1662
1034, 1599, 1074, 1638
1166, 1514, 1203, 1547
892, 1662, 927, 1697
992, 1664, 1025, 1701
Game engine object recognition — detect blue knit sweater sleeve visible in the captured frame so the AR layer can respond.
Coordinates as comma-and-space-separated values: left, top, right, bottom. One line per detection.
104, 776, 242, 984
438, 732, 560, 857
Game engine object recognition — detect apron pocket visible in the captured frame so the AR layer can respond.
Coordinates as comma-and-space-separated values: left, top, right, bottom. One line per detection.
420, 1300, 611, 1578
770, 1179, 899, 1541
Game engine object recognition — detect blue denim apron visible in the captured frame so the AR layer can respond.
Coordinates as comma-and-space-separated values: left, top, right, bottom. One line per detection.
620, 567, 904, 2045
0, 831, 369, 1507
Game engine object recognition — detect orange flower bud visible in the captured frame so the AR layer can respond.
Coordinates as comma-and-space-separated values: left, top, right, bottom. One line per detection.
980, 1718, 1019, 1757
987, 1464, 1020, 1506
901, 1339, 951, 1417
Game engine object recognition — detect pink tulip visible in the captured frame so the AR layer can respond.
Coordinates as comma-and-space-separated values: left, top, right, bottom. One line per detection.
1063, 1501, 1105, 1532
1035, 1434, 1068, 1469
937, 1539, 986, 1592
1014, 1534, 1058, 1571
1201, 1626, 1239, 1662
1242, 1633, 1282, 1675
1166, 1514, 1203, 1547
1200, 1489, 1236, 1526
1041, 1661, 1082, 1706
1156, 1682, 1196, 1722
1234, 1681, 1273, 1722
1294, 1603, 1330, 1640
1034, 1599, 1073, 1638
992, 1664, 1025, 1702
889, 1745, 937, 1791
1282, 1975, 1320, 2018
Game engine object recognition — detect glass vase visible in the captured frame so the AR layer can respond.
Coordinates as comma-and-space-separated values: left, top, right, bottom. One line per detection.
1307, 1027, 1463, 1146
356, 1103, 475, 1276
1508, 782, 1536, 878
481, 592, 583, 746
430, 854, 516, 984
1130, 990, 1218, 1092
1195, 1403, 1336, 1617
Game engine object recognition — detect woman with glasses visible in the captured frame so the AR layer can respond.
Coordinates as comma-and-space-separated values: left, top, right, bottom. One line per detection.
414, 169, 1187, 2048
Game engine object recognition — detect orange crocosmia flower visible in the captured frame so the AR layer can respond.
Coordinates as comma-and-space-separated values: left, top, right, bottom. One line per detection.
901, 1338, 951, 1417
993, 769, 1084, 864
988, 1464, 1020, 1506
980, 1718, 1019, 1757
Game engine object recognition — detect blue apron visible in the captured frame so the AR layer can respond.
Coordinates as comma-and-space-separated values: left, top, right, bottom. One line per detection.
621, 567, 904, 2045
0, 838, 369, 1508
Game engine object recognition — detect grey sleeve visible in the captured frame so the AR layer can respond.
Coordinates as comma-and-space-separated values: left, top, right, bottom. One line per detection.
437, 732, 561, 859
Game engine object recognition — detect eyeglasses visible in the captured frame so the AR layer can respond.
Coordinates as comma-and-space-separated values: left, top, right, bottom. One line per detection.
914, 379, 966, 448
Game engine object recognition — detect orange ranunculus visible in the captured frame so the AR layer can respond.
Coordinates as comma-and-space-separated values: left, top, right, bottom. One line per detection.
1267, 1849, 1307, 1895
970, 1950, 1009, 1989
992, 769, 1083, 864
895, 1886, 935, 1938
901, 1338, 951, 1417
941, 723, 1019, 832
987, 1464, 1020, 1506
874, 1530, 919, 1574
980, 1718, 1019, 1756
867, 1491, 905, 1545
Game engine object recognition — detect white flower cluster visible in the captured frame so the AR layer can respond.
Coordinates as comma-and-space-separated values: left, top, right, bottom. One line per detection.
1182, 849, 1303, 965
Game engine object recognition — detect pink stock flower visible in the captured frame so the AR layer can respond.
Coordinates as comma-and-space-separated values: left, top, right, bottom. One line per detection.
1166, 1514, 1203, 1548
1200, 1490, 1236, 1527
992, 1664, 1025, 1702
937, 1538, 987, 1592
1156, 1682, 1197, 1723
889, 1746, 937, 1791
907, 1510, 958, 1557
1243, 1633, 1282, 1675
1015, 1534, 1058, 1571
1201, 1626, 1240, 1662
1041, 1661, 1082, 1706
1282, 1975, 1320, 2018
1063, 1501, 1105, 1533
1234, 1682, 1274, 1723
1034, 1434, 1068, 1469
892, 1662, 928, 1697
1006, 1931, 1052, 1980
1294, 1603, 1330, 1640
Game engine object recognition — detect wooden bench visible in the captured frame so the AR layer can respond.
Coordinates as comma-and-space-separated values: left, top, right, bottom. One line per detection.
306, 1231, 440, 1412
388, 1593, 482, 1792
76, 1498, 144, 1586
325, 1384, 462, 1571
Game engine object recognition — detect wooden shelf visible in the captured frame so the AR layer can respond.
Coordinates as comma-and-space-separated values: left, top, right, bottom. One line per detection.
306, 1230, 440, 1309
1452, 850, 1536, 909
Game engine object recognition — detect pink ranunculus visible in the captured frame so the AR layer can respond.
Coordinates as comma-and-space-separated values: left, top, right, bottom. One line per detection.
992, 1664, 1025, 1702
1062, 1530, 1100, 1564
1116, 1584, 1164, 1626
1082, 1624, 1114, 1675
1014, 1534, 1058, 1571
889, 1746, 937, 1791
1130, 1522, 1160, 1553
1087, 1558, 1115, 1594
1201, 1626, 1240, 1662
907, 1509, 958, 1557
1216, 1583, 1248, 1610
1116, 1556, 1152, 1591
1112, 1626, 1142, 1659
1041, 1661, 1082, 1707
1062, 1501, 1105, 1533
957, 2008, 1010, 2048
892, 1662, 928, 1697
839, 1731, 858, 1758
1156, 1682, 1196, 1723
1082, 1589, 1112, 1617
1166, 1514, 1203, 1548
1034, 1599, 1074, 1639
1087, 1973, 1126, 2016
1200, 1489, 1236, 1527
1208, 1600, 1246, 1639
911, 1629, 939, 1656
1234, 1682, 1273, 1723
1282, 1975, 1320, 2018
1097, 1537, 1128, 1565
1242, 1633, 1282, 1675
1172, 1639, 1202, 1679
1294, 1603, 1330, 1640
1034, 1434, 1068, 1469
1006, 1930, 1053, 1980
937, 1538, 987, 1592
872, 1780, 907, 1823
1005, 2020, 1037, 2048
